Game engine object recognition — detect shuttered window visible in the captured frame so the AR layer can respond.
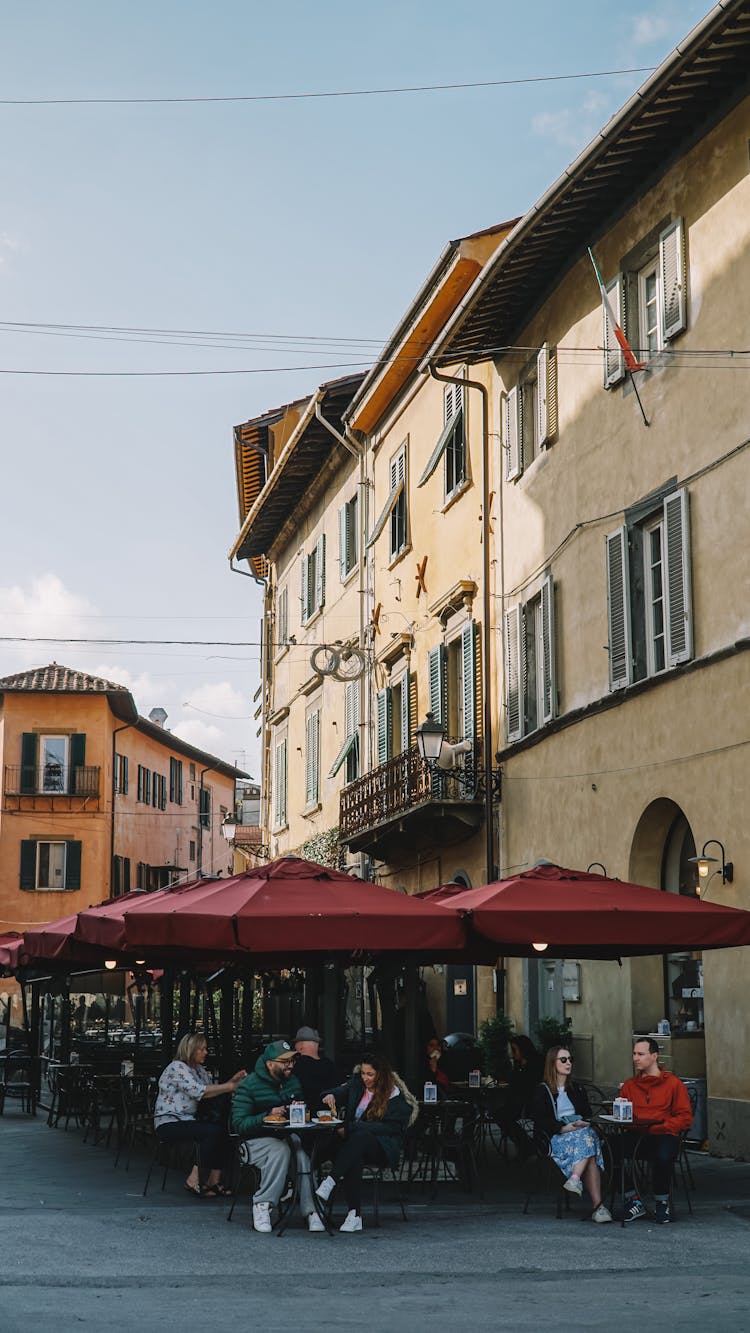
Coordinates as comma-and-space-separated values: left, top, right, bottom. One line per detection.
503, 581, 557, 741
274, 738, 288, 829
338, 493, 358, 579
428, 644, 446, 727
329, 680, 360, 780
20, 839, 82, 891
277, 585, 288, 649
603, 275, 626, 387
659, 218, 687, 341
604, 218, 687, 383
376, 687, 392, 766
305, 709, 321, 807
301, 536, 326, 622
169, 758, 183, 805
199, 786, 211, 828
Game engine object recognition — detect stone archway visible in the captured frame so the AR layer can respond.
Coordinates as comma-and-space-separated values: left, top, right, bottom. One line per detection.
628, 796, 685, 888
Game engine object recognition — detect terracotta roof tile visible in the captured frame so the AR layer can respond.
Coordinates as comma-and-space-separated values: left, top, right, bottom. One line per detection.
0, 662, 131, 695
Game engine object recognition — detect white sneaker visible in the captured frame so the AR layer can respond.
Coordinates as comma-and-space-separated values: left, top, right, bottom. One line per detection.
339, 1209, 363, 1233
315, 1174, 336, 1202
252, 1202, 273, 1233
307, 1211, 326, 1232
563, 1175, 583, 1195
592, 1204, 613, 1223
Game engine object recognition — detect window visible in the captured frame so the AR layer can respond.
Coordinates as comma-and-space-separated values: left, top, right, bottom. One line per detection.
169, 758, 183, 805
276, 585, 288, 649
603, 218, 687, 385
503, 345, 556, 481
428, 622, 477, 743
198, 786, 211, 828
606, 486, 692, 690
112, 855, 131, 898
273, 737, 288, 829
152, 773, 167, 810
20, 839, 82, 892
375, 669, 414, 765
416, 384, 466, 499
305, 707, 321, 808
504, 576, 556, 741
20, 733, 87, 795
367, 443, 408, 562
137, 765, 152, 804
189, 839, 196, 862
338, 493, 358, 580
115, 754, 129, 795
39, 735, 68, 793
329, 680, 360, 783
189, 763, 196, 781
301, 535, 326, 623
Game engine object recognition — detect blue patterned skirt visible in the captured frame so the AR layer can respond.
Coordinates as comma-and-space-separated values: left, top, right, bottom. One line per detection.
550, 1126, 603, 1175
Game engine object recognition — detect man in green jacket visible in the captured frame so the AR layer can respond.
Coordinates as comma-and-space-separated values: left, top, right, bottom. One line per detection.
231, 1040, 324, 1233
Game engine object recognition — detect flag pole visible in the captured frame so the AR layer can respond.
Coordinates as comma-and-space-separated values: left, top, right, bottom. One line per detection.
587, 247, 649, 426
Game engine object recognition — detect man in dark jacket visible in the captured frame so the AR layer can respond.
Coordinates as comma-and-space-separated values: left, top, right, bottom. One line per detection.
293, 1026, 338, 1107
231, 1040, 324, 1234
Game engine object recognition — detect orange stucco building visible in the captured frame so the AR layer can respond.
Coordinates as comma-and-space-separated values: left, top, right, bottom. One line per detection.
0, 664, 247, 935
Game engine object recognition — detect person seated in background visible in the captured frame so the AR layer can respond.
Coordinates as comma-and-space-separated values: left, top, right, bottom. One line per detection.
494, 1034, 544, 1156
423, 1036, 451, 1093
315, 1052, 417, 1232
618, 1037, 693, 1225
292, 1026, 338, 1107
530, 1046, 612, 1224
231, 1040, 324, 1234
154, 1032, 246, 1197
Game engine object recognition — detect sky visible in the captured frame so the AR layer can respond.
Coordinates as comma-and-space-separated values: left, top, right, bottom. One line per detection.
0, 0, 712, 779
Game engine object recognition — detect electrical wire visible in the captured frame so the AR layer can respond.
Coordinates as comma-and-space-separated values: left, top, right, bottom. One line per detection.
0, 66, 657, 107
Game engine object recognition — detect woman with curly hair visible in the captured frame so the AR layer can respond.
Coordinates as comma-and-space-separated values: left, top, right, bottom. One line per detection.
315, 1052, 416, 1232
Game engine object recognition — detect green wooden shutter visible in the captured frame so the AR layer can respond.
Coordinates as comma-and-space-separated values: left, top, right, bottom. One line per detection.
123, 858, 131, 894
301, 553, 309, 623
66, 840, 82, 891
69, 734, 86, 794
20, 733, 38, 794
400, 671, 411, 754
376, 688, 392, 765
112, 855, 122, 897
461, 622, 476, 740
122, 756, 129, 795
20, 840, 37, 890
176, 761, 182, 805
169, 758, 175, 803
428, 645, 446, 726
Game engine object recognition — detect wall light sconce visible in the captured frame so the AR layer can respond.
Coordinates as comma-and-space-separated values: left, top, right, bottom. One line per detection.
688, 839, 734, 893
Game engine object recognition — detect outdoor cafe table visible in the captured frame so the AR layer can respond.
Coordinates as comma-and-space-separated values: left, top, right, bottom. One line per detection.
594, 1114, 635, 1227
252, 1118, 343, 1236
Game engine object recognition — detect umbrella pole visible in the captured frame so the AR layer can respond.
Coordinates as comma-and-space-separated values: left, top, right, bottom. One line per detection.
219, 975, 234, 1078
404, 966, 419, 1092
240, 974, 254, 1067
323, 965, 338, 1071
160, 971, 174, 1061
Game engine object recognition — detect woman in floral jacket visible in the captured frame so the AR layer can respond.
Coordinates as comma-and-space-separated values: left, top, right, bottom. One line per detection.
154, 1032, 246, 1197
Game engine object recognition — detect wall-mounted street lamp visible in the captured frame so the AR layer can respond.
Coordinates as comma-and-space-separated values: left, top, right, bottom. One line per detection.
688, 839, 734, 893
415, 711, 502, 797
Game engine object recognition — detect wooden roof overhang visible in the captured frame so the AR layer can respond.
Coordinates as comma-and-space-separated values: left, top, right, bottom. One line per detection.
431, 0, 750, 366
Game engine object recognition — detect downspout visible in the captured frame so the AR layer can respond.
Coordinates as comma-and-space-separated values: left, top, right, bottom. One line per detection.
111, 723, 131, 897
229, 556, 271, 847
426, 364, 495, 888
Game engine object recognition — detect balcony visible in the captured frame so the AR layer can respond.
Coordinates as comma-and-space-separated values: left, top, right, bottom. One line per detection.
339, 744, 485, 862
3, 765, 101, 804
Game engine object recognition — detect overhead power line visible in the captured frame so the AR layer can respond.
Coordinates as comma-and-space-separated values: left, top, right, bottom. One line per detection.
0, 66, 657, 107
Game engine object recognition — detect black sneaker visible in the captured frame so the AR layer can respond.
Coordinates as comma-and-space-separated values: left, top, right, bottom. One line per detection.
623, 1198, 647, 1223
654, 1199, 671, 1224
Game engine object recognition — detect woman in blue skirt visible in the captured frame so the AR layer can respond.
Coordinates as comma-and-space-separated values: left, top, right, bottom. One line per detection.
531, 1046, 611, 1223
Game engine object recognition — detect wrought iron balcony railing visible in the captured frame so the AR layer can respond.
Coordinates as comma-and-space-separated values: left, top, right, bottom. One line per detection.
339, 743, 480, 842
4, 765, 101, 798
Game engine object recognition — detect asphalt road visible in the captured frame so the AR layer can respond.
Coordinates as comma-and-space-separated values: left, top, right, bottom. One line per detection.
2, 1113, 750, 1331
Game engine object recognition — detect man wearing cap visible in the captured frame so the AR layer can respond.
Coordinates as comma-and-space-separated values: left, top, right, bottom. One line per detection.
293, 1026, 339, 1108
231, 1040, 324, 1233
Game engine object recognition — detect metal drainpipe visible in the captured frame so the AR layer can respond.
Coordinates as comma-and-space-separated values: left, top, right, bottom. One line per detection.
229, 556, 270, 843
426, 364, 495, 888
111, 724, 131, 896
313, 403, 369, 871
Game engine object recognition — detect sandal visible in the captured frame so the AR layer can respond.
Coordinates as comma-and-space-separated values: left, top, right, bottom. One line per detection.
212, 1183, 233, 1196
184, 1181, 218, 1198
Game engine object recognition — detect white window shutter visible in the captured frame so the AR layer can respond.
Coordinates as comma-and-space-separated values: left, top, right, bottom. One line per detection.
505, 388, 522, 481
315, 534, 326, 611
606, 527, 633, 689
301, 554, 309, 624
660, 218, 687, 341
461, 621, 476, 740
376, 687, 392, 765
344, 679, 358, 738
536, 344, 549, 448
338, 505, 347, 580
504, 606, 523, 742
540, 574, 557, 724
428, 644, 446, 726
603, 276, 626, 388
349, 495, 358, 569
663, 488, 693, 665
305, 714, 314, 805
444, 384, 455, 424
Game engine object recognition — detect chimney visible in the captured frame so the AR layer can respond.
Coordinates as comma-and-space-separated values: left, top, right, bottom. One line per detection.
148, 707, 168, 728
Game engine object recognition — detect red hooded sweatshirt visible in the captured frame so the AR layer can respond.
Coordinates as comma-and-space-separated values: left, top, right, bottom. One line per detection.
619, 1069, 693, 1136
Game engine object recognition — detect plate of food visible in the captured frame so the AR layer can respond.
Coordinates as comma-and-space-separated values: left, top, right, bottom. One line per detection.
263, 1114, 288, 1124
312, 1116, 343, 1126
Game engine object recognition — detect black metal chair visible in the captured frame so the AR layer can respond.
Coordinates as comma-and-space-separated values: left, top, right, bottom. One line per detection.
361, 1159, 408, 1226
83, 1074, 122, 1148
522, 1124, 613, 1218
0, 1052, 36, 1116
115, 1075, 156, 1169
143, 1129, 203, 1197
46, 1065, 90, 1130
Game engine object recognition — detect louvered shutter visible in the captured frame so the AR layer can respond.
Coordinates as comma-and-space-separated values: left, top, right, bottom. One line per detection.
408, 673, 418, 749
606, 527, 633, 689
603, 276, 626, 387
306, 711, 320, 806
418, 393, 462, 488
329, 682, 359, 778
275, 740, 287, 826
540, 575, 557, 724
20, 840, 36, 891
504, 388, 522, 481
123, 858, 131, 894
536, 344, 549, 447
428, 644, 446, 726
663, 488, 693, 665
20, 733, 38, 794
660, 218, 687, 341
315, 535, 326, 611
348, 496, 358, 570
338, 505, 347, 579
68, 734, 86, 794
301, 553, 309, 623
504, 606, 523, 742
65, 840, 82, 891
376, 688, 392, 765
461, 622, 476, 740
400, 671, 411, 754
123, 756, 129, 795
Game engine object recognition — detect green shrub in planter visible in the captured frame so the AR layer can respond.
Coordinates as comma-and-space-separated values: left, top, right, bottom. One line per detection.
535, 1016, 573, 1052
478, 1013, 515, 1080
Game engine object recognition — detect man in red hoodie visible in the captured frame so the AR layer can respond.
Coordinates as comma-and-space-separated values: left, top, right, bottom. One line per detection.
619, 1037, 693, 1224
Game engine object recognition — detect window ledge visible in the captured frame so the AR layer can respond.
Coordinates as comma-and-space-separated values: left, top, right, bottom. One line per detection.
302, 607, 324, 630
303, 801, 322, 818
273, 643, 290, 664
341, 565, 359, 587
388, 543, 412, 572
272, 822, 289, 836
442, 478, 473, 513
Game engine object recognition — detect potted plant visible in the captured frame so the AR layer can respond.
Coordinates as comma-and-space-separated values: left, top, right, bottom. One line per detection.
478, 1013, 515, 1080
534, 1016, 573, 1052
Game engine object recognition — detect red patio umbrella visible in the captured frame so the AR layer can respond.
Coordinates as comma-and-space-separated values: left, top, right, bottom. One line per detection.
20, 890, 175, 967
0, 932, 23, 973
80, 857, 470, 961
437, 864, 750, 959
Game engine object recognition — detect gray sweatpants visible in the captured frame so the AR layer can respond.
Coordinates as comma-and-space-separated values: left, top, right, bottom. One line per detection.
242, 1135, 315, 1214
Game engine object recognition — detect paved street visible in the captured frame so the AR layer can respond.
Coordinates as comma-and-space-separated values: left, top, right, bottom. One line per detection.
2, 1110, 750, 1330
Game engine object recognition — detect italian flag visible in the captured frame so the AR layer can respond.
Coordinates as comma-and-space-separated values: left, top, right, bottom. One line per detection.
588, 247, 645, 373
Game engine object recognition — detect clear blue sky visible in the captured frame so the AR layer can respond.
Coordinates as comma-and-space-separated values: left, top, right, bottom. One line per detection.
0, 0, 710, 776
